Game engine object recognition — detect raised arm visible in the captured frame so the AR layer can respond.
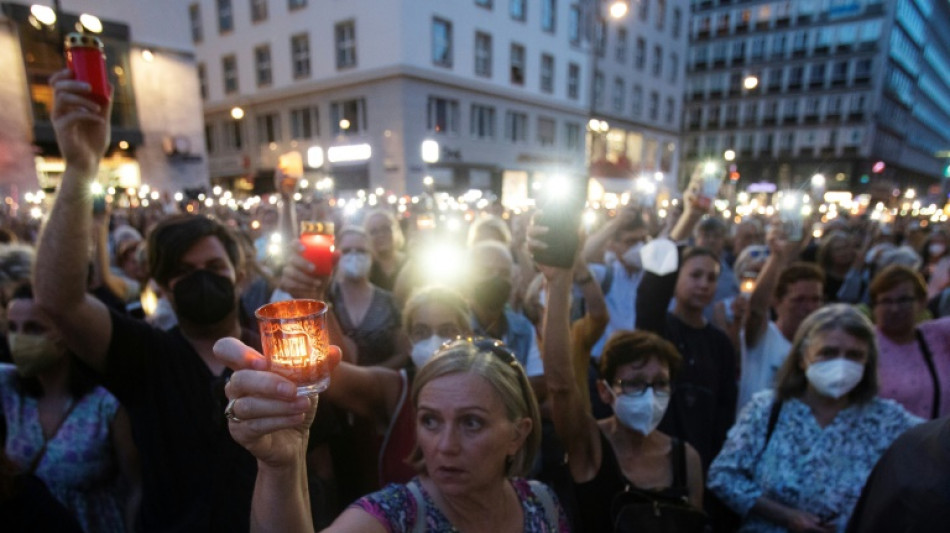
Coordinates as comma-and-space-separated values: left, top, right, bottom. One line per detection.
530, 224, 602, 482
34, 69, 114, 371
744, 226, 800, 348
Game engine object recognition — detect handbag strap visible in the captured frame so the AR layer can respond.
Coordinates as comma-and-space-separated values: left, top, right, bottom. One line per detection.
915, 329, 941, 419
671, 438, 687, 491
528, 480, 560, 530
406, 479, 427, 533
753, 399, 783, 465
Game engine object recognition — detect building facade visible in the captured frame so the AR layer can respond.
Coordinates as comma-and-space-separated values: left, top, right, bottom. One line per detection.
0, 0, 207, 197
684, 0, 950, 196
192, 0, 689, 199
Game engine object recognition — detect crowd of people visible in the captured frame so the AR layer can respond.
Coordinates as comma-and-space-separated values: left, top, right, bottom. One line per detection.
0, 69, 949, 533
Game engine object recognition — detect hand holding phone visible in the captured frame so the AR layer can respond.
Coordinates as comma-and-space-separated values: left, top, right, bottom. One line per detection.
531, 178, 585, 268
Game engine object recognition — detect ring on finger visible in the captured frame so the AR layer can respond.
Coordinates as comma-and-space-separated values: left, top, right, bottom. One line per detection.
224, 398, 242, 423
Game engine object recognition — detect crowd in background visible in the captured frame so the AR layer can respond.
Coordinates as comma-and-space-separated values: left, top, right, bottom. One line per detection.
0, 72, 949, 532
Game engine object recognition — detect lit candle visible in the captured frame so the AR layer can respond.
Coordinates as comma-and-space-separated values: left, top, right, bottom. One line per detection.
299, 221, 335, 276
255, 299, 330, 396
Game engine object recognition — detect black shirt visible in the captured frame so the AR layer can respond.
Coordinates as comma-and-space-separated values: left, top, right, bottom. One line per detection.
846, 417, 950, 533
0, 474, 83, 533
637, 269, 738, 470
103, 310, 259, 532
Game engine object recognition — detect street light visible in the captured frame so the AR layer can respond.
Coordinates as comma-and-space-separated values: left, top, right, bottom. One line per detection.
743, 75, 759, 90
608, 0, 629, 19
230, 106, 245, 120
724, 149, 736, 162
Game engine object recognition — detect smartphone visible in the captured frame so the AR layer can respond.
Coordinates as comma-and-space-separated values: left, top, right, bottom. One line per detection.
777, 191, 807, 241
739, 272, 757, 296
533, 180, 585, 268
64, 33, 110, 106
92, 194, 107, 215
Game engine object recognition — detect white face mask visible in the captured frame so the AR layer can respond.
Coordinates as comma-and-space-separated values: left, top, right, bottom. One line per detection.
339, 252, 372, 280
606, 383, 670, 435
929, 243, 946, 258
410, 335, 451, 368
805, 359, 865, 399
621, 242, 644, 270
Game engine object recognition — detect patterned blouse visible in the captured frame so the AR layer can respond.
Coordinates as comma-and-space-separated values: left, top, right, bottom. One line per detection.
708, 390, 921, 532
353, 477, 570, 532
0, 364, 125, 532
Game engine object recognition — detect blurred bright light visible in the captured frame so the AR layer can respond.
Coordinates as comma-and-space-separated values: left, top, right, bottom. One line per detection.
743, 75, 759, 90
327, 144, 371, 163
90, 182, 104, 195
307, 146, 324, 168
230, 107, 245, 120
421, 140, 440, 163
608, 1, 628, 19
723, 150, 736, 162
79, 13, 103, 33
141, 49, 154, 62
30, 5, 56, 25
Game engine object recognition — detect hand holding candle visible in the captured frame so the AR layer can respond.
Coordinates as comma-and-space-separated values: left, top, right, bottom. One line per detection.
255, 299, 331, 396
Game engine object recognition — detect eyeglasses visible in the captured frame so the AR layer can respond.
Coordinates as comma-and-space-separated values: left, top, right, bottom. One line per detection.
410, 323, 464, 342
874, 296, 917, 308
614, 379, 673, 398
442, 336, 522, 371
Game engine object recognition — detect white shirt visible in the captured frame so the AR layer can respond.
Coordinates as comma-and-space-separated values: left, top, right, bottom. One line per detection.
590, 260, 644, 359
737, 321, 792, 412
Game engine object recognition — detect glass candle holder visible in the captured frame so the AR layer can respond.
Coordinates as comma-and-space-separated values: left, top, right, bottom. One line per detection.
255, 299, 330, 396
300, 221, 335, 276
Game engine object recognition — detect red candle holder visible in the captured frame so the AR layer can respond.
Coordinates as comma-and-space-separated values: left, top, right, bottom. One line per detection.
65, 33, 111, 107
255, 299, 330, 396
300, 221, 334, 276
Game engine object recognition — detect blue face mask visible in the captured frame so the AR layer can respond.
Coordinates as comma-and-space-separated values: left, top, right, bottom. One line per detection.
605, 383, 670, 435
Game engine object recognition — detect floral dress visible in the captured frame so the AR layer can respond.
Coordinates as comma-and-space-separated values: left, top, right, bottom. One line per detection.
708, 390, 922, 532
353, 476, 570, 532
0, 364, 125, 532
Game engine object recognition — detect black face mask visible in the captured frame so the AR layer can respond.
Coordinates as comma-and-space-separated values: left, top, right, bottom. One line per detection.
172, 270, 236, 325
472, 277, 512, 311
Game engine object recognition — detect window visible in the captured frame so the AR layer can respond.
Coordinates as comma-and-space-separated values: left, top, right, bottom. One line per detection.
569, 5, 581, 45
475, 32, 492, 77
669, 53, 678, 83
537, 117, 556, 146
291, 33, 311, 79
612, 77, 625, 112
631, 85, 642, 116
784, 99, 799, 120
616, 28, 627, 62
254, 44, 272, 87
250, 0, 268, 22
470, 104, 496, 139
205, 123, 215, 153
671, 7, 681, 39
567, 63, 580, 99
335, 20, 357, 69
510, 43, 525, 85
649, 91, 659, 120
288, 0, 306, 8
541, 0, 556, 32
290, 107, 317, 139
789, 65, 804, 87
510, 0, 526, 21
330, 98, 367, 135
197, 63, 207, 99
593, 71, 604, 107
639, 0, 649, 21
217, 0, 233, 33
743, 102, 758, 124
635, 38, 646, 70
751, 37, 766, 60
652, 45, 663, 76
505, 111, 528, 142
656, 0, 666, 30
476, 0, 493, 8
432, 18, 453, 67
792, 31, 808, 54
665, 97, 675, 124
225, 120, 243, 149
780, 132, 794, 151
222, 54, 238, 94
540, 54, 555, 93
594, 21, 606, 57
189, 4, 203, 43
257, 113, 282, 144
565, 122, 581, 149
809, 63, 825, 87
772, 34, 786, 57
427, 97, 460, 134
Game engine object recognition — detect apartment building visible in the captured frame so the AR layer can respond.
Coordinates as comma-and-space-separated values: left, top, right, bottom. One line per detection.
192, 0, 689, 198
0, 0, 207, 196
684, 0, 950, 194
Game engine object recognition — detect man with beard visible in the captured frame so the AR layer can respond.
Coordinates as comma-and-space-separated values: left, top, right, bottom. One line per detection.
34, 69, 260, 531
466, 240, 545, 394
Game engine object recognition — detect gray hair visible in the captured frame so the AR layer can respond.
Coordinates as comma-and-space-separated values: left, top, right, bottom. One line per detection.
0, 244, 34, 284
877, 245, 921, 271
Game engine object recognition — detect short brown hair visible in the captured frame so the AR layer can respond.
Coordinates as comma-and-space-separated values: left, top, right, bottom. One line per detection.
147, 214, 243, 287
600, 330, 683, 384
869, 265, 927, 305
775, 262, 825, 302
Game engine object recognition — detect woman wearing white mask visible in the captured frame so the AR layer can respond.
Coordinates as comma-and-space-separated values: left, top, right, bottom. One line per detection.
329, 227, 407, 368
708, 304, 921, 532
538, 256, 705, 532
321, 285, 473, 486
